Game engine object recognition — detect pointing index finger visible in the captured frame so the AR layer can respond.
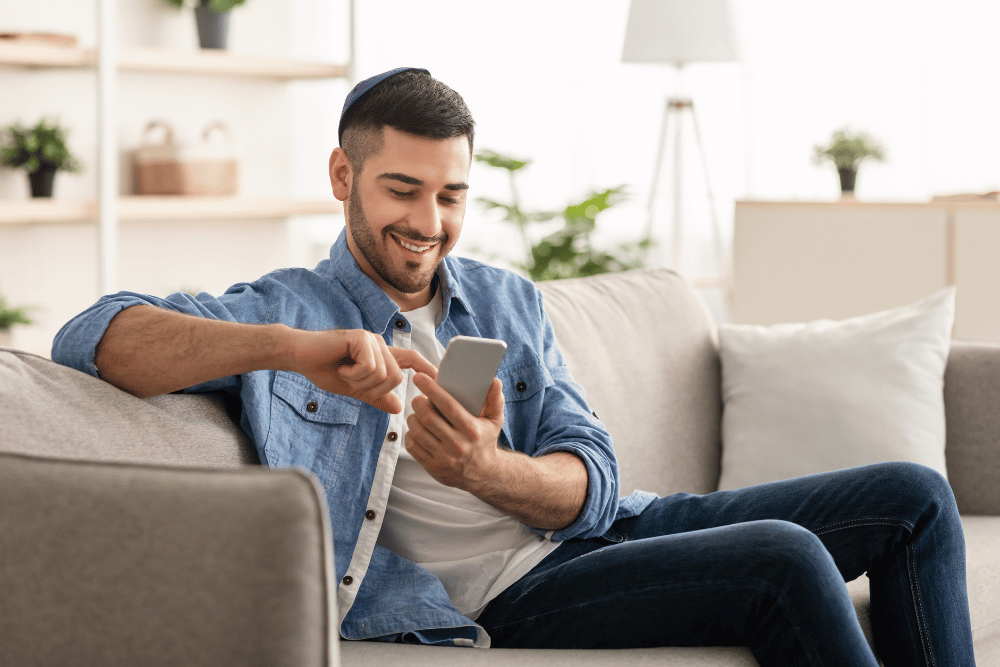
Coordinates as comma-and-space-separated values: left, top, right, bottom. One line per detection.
389, 347, 438, 379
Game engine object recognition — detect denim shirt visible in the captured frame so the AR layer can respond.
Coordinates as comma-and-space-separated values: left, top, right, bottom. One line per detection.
52, 229, 657, 646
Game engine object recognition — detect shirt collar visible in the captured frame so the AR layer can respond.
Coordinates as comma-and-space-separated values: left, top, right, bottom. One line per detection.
438, 254, 474, 323
323, 228, 474, 332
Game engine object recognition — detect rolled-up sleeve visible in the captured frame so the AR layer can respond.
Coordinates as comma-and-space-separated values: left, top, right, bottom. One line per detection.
523, 296, 620, 542
530, 366, 620, 542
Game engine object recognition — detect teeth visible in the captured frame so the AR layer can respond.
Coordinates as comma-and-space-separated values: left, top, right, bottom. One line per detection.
397, 238, 433, 253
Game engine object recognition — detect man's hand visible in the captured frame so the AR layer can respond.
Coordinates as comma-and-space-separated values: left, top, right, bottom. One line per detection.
406, 372, 587, 530
405, 373, 505, 491
290, 329, 436, 414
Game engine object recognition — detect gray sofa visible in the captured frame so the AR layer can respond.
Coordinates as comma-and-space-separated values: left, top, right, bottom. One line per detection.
1, 268, 998, 666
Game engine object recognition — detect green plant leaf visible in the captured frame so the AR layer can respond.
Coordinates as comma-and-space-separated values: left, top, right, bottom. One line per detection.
0, 117, 83, 174
474, 149, 530, 173
475, 149, 639, 282
0, 295, 34, 329
813, 127, 886, 170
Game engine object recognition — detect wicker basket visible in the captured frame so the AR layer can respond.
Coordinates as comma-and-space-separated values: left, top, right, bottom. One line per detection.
134, 120, 239, 196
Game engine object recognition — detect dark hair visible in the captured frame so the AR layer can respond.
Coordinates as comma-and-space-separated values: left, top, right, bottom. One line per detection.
340, 70, 475, 173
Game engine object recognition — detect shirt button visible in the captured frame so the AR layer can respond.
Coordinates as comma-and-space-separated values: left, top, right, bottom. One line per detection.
387, 431, 398, 442
365, 509, 376, 520
306, 401, 318, 413
395, 319, 406, 330
342, 575, 353, 586
515, 381, 527, 392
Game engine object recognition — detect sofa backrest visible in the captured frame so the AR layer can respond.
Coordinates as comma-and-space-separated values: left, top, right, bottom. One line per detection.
537, 269, 723, 497
1, 268, 724, 498
0, 347, 257, 468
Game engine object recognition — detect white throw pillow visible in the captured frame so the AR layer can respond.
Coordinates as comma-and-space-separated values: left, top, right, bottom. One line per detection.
717, 287, 955, 491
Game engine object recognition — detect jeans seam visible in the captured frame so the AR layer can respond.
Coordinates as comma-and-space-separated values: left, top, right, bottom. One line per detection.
813, 517, 935, 666
907, 542, 935, 667
811, 517, 914, 535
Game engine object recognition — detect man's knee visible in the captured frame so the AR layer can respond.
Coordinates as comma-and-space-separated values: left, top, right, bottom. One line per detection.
869, 461, 958, 515
737, 520, 838, 580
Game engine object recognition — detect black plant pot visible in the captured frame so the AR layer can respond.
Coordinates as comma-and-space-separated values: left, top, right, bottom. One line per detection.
28, 167, 57, 198
194, 3, 230, 49
838, 167, 857, 195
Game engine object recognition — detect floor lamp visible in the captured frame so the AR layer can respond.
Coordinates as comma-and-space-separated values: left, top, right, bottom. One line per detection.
622, 0, 738, 286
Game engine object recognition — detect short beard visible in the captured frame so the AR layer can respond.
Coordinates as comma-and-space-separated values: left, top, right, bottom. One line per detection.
347, 186, 447, 295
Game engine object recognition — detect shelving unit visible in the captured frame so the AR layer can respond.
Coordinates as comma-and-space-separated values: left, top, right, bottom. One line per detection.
0, 9, 351, 284
0, 1, 354, 356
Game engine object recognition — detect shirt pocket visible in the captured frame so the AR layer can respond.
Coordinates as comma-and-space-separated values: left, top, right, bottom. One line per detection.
265, 371, 361, 481
497, 362, 554, 451
498, 361, 554, 403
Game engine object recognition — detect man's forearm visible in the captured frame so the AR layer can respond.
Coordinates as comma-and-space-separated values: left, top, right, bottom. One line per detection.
94, 305, 291, 398
469, 450, 588, 531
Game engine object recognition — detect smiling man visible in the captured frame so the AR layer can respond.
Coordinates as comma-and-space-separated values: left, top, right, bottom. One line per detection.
51, 68, 977, 665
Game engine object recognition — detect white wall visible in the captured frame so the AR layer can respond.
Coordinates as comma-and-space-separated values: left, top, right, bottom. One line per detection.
3, 0, 998, 353
351, 0, 1000, 274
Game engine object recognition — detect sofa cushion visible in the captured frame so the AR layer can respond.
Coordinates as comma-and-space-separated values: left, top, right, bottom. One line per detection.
0, 347, 257, 467
536, 269, 722, 497
717, 288, 954, 490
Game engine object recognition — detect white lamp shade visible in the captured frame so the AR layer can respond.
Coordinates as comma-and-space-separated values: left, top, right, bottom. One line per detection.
622, 0, 738, 65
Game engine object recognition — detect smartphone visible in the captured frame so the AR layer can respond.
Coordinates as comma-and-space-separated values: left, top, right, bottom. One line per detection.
436, 335, 507, 416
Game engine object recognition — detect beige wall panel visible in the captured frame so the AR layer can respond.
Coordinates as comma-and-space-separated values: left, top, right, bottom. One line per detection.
733, 202, 949, 326
954, 208, 1000, 341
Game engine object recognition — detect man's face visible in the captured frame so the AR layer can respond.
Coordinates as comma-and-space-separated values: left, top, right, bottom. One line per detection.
344, 126, 471, 310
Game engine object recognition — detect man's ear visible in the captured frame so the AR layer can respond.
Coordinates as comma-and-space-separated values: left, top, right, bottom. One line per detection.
329, 147, 352, 202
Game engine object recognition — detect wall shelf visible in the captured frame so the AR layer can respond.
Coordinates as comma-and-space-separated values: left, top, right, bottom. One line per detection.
0, 41, 347, 80
0, 197, 341, 224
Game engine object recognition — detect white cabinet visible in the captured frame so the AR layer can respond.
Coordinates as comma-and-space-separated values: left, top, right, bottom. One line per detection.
733, 200, 1000, 342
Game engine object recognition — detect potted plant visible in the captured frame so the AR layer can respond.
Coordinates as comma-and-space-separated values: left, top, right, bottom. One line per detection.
0, 294, 33, 348
0, 118, 83, 198
165, 0, 248, 50
813, 127, 886, 196
474, 150, 648, 281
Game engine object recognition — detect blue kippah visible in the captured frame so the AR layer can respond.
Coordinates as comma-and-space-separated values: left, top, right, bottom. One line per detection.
338, 67, 431, 144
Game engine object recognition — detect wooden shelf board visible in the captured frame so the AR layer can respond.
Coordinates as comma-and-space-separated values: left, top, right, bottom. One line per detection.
0, 41, 93, 68
118, 48, 348, 79
0, 197, 342, 224
0, 42, 347, 79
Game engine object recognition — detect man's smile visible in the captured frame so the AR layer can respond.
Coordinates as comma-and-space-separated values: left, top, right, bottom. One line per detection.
390, 232, 439, 254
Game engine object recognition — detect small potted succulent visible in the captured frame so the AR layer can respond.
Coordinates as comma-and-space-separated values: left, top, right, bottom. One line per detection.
164, 0, 248, 50
0, 294, 34, 348
0, 118, 83, 198
813, 127, 886, 196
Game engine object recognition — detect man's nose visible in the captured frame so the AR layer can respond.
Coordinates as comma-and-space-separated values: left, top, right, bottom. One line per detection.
409, 196, 443, 237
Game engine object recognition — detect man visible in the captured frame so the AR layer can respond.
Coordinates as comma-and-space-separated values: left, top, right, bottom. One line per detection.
52, 68, 976, 665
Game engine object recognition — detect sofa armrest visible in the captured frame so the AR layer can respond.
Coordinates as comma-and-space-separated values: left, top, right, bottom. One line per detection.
0, 453, 337, 667
944, 341, 1000, 515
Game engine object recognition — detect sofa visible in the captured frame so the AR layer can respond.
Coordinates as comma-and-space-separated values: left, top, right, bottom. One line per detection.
1, 267, 998, 666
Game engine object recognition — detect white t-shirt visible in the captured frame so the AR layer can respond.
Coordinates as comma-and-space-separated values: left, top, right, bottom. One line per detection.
376, 289, 561, 619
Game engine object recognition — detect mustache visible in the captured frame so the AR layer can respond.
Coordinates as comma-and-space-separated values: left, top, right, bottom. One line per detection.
383, 224, 447, 245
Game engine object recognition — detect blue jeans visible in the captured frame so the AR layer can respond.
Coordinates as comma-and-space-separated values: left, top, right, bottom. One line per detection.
476, 462, 975, 666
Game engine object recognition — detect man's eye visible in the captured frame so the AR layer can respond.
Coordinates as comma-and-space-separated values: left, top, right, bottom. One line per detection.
390, 189, 415, 198
440, 196, 460, 205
